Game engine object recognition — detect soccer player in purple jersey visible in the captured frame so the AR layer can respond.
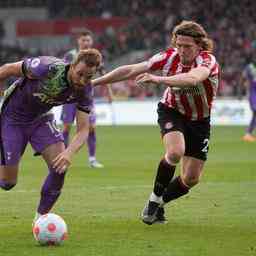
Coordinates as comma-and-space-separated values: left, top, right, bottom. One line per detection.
61, 30, 113, 168
241, 60, 256, 142
0, 49, 102, 223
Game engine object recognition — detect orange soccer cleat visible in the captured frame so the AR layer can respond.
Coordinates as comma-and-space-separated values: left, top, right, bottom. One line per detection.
242, 134, 256, 142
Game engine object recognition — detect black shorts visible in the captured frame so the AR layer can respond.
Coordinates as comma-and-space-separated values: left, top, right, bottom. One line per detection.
157, 102, 211, 161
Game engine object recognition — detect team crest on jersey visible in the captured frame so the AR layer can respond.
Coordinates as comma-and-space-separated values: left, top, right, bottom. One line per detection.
202, 58, 211, 68
165, 122, 173, 130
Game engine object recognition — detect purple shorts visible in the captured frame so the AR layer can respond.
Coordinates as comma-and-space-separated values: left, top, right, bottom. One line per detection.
0, 114, 63, 165
61, 103, 96, 125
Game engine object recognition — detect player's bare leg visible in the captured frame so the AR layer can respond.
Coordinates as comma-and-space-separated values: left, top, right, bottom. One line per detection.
0, 165, 19, 190
34, 142, 66, 223
180, 156, 204, 188
141, 131, 185, 225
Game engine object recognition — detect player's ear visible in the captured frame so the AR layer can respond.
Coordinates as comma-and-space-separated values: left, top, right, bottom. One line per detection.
70, 63, 75, 72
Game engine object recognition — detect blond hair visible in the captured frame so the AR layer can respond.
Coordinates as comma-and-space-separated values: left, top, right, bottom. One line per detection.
171, 20, 214, 52
72, 48, 102, 68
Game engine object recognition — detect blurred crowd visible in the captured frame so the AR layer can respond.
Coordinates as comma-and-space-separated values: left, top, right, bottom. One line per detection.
0, 0, 255, 99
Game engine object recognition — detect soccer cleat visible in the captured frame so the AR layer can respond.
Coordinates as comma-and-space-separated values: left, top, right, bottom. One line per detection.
242, 134, 256, 142
141, 200, 160, 225
154, 207, 168, 224
32, 212, 42, 228
89, 160, 104, 168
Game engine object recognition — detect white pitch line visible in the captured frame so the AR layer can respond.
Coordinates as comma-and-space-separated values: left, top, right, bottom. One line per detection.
3, 181, 256, 194
6, 185, 152, 193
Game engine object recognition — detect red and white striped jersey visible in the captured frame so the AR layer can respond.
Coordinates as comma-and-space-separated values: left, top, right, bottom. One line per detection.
147, 48, 220, 120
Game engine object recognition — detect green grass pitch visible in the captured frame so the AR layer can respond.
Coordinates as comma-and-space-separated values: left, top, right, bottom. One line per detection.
0, 126, 255, 256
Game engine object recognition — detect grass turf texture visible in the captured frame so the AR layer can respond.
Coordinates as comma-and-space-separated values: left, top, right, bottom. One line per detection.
0, 126, 255, 256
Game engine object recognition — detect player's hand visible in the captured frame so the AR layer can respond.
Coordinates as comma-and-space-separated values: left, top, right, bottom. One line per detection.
135, 73, 160, 86
52, 150, 72, 173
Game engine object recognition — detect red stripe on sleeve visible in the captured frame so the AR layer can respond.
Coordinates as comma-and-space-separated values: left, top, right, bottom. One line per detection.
150, 48, 175, 71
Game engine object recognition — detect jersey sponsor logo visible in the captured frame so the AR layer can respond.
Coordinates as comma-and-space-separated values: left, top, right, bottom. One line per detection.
33, 93, 64, 105
31, 58, 41, 68
172, 86, 202, 96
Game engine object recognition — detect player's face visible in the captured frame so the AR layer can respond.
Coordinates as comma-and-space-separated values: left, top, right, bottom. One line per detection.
176, 35, 201, 65
77, 35, 93, 50
70, 62, 97, 89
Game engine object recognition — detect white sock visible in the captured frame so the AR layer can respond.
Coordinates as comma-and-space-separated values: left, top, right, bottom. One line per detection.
149, 192, 164, 205
89, 156, 96, 162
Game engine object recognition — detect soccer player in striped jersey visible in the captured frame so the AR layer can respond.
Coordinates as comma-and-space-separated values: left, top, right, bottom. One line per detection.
241, 59, 256, 142
61, 30, 113, 168
92, 20, 220, 225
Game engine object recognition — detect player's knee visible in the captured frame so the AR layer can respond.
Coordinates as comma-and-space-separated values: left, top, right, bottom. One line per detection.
0, 180, 16, 191
182, 174, 200, 187
166, 150, 183, 165
89, 126, 95, 133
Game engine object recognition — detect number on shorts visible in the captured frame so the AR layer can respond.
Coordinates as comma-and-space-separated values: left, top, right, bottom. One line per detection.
46, 121, 60, 134
202, 138, 209, 153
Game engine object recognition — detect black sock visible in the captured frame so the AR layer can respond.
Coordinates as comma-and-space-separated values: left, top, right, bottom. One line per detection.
153, 158, 176, 197
162, 176, 189, 203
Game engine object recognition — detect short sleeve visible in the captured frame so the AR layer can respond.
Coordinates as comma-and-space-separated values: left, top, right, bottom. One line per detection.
146, 48, 176, 71
22, 57, 49, 79
197, 52, 216, 70
147, 52, 168, 71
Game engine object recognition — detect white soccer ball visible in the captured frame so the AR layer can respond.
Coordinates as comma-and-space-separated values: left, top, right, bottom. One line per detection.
33, 213, 68, 246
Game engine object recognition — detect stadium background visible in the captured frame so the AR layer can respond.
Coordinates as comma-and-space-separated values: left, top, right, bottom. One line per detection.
1, 0, 255, 125
0, 1, 255, 256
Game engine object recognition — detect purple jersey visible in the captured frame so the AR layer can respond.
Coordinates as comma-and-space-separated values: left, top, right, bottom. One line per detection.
244, 63, 256, 110
0, 56, 93, 124
244, 63, 256, 89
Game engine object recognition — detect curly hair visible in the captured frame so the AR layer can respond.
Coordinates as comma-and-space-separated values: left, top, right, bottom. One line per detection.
171, 20, 214, 52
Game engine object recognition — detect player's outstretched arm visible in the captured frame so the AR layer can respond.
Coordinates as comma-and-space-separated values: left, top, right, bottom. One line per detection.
69, 110, 90, 154
136, 66, 210, 88
53, 110, 89, 173
0, 61, 23, 82
92, 62, 149, 86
